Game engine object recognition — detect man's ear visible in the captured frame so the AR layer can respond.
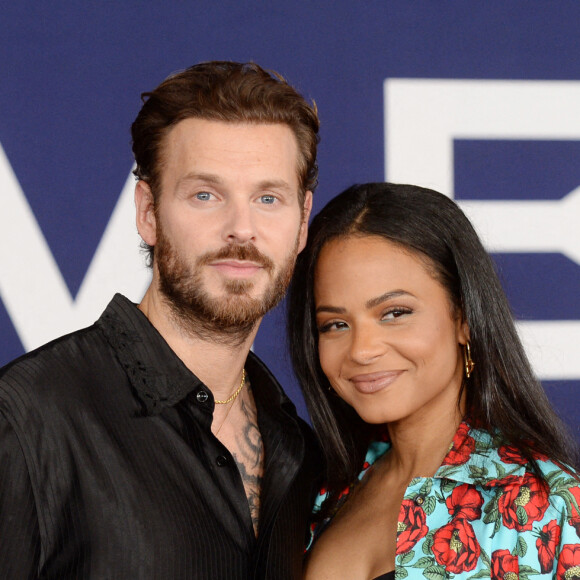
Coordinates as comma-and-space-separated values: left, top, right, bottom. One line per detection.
135, 181, 157, 247
297, 190, 313, 253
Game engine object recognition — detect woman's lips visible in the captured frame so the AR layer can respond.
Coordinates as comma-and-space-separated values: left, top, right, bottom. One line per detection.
349, 370, 403, 394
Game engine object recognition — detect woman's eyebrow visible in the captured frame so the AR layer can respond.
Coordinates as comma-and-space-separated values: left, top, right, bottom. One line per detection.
365, 290, 412, 309
315, 305, 346, 315
316, 290, 413, 315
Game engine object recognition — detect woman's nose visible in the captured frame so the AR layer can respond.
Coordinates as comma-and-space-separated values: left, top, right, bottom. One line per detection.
348, 325, 387, 365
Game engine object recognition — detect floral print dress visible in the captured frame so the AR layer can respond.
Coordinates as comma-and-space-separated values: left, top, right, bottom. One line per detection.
308, 422, 580, 579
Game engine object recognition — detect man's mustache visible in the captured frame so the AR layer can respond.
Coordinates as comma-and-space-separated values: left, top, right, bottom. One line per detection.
198, 244, 275, 273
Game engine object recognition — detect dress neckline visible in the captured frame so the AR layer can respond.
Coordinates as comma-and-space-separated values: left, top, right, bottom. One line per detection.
372, 570, 395, 580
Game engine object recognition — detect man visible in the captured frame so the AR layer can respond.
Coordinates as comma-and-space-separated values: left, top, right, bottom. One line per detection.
0, 61, 321, 579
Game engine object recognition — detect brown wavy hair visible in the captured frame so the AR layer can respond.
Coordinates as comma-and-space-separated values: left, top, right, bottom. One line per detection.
131, 60, 320, 264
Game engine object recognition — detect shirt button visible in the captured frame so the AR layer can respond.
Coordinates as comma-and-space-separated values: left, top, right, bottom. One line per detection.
415, 495, 425, 506
196, 390, 209, 403
216, 455, 228, 467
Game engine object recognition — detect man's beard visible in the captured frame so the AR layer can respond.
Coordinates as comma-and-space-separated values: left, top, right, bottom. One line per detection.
155, 226, 300, 345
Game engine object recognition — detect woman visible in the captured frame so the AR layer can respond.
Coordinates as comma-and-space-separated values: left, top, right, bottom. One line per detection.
288, 183, 580, 579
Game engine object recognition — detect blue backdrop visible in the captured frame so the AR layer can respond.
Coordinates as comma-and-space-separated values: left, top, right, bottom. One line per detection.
1, 1, 579, 437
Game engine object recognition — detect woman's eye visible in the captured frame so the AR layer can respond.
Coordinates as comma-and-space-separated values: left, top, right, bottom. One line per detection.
382, 307, 411, 320
318, 321, 349, 334
259, 194, 277, 204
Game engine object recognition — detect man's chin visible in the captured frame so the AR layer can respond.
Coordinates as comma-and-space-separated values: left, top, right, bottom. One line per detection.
215, 293, 268, 318
189, 288, 269, 321
219, 277, 259, 296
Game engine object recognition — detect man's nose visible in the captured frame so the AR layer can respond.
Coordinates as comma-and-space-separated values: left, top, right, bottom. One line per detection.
222, 199, 257, 244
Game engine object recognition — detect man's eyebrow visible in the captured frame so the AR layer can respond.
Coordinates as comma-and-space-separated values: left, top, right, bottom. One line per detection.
256, 179, 293, 191
177, 172, 223, 185
176, 174, 293, 191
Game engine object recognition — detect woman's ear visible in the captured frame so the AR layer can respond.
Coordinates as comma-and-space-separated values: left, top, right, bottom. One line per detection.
135, 181, 157, 247
458, 318, 470, 346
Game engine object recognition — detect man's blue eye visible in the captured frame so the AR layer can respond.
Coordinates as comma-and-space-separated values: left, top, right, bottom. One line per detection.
260, 195, 276, 204
196, 192, 212, 201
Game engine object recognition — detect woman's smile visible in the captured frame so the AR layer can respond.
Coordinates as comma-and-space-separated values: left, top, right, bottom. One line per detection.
348, 370, 404, 394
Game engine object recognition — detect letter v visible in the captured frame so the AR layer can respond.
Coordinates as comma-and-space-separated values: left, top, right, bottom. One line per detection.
0, 141, 151, 351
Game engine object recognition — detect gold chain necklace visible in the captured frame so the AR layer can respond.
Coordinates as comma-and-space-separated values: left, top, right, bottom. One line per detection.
214, 369, 246, 405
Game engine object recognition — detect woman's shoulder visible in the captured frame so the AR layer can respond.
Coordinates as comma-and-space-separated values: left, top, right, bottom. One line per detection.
464, 425, 580, 513
435, 423, 578, 497
482, 431, 580, 493
534, 456, 580, 515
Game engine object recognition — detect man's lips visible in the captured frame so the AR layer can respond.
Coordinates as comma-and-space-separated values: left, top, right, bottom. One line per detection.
209, 260, 264, 278
349, 370, 403, 394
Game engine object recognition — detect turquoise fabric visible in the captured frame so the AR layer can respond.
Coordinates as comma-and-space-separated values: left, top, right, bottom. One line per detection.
309, 422, 580, 579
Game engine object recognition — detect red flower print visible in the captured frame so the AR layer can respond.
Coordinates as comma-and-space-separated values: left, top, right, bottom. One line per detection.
446, 484, 484, 521
497, 472, 550, 531
337, 484, 351, 500
536, 519, 561, 574
377, 429, 390, 442
498, 443, 549, 465
486, 474, 520, 489
556, 544, 580, 580
491, 549, 519, 580
395, 499, 429, 554
569, 486, 580, 538
432, 519, 480, 573
442, 422, 475, 466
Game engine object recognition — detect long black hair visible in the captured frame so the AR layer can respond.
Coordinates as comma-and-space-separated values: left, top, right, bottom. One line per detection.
288, 182, 578, 493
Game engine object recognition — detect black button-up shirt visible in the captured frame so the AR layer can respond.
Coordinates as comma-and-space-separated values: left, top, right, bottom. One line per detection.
0, 294, 321, 579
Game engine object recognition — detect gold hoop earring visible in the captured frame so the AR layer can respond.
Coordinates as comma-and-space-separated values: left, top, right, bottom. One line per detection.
464, 341, 475, 379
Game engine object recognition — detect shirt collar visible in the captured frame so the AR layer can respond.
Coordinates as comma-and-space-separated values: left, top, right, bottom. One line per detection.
96, 293, 204, 415
96, 294, 305, 425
